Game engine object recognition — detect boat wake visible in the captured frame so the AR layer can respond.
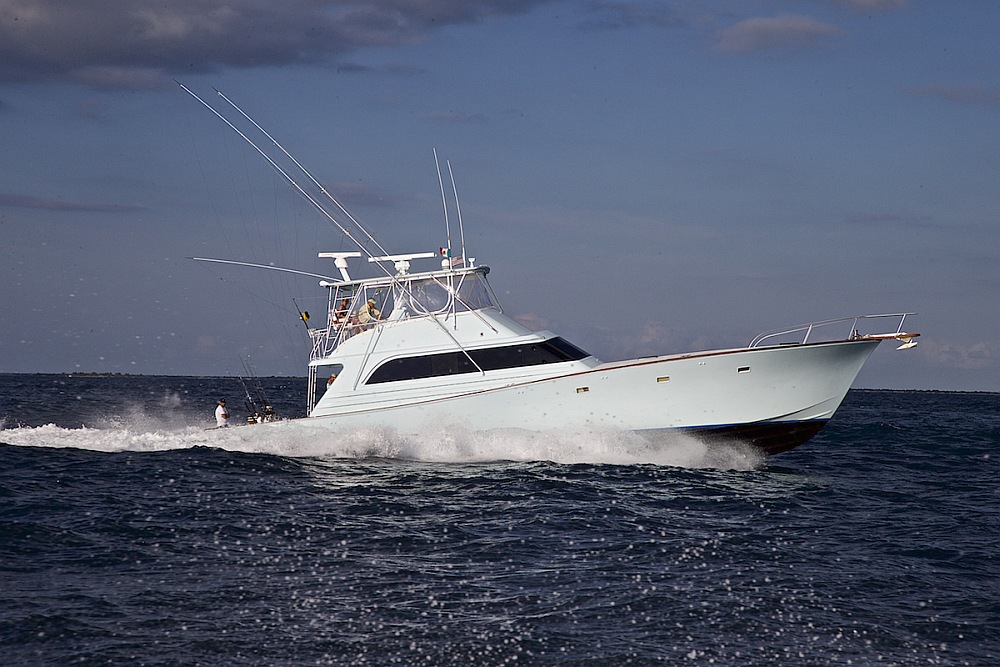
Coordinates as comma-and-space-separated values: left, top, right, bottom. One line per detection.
0, 418, 762, 471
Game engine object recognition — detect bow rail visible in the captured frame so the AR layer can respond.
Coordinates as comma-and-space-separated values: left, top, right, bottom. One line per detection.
749, 313, 918, 349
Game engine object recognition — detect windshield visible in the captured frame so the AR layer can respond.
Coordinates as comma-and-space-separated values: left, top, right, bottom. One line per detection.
404, 271, 499, 315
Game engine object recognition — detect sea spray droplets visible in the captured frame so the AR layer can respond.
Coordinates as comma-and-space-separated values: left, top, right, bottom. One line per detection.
2, 419, 762, 470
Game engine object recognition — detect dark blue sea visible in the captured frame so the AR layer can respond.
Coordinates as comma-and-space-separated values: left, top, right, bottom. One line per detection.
1, 374, 997, 666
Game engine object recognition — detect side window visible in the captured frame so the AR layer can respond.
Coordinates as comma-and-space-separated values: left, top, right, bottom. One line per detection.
366, 338, 589, 384
313, 364, 344, 407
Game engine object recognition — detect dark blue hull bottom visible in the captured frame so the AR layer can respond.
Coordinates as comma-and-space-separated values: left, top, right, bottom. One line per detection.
692, 420, 829, 456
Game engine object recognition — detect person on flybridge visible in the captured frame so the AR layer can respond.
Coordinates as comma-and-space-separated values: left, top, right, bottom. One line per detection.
215, 399, 230, 428
357, 298, 381, 331
333, 298, 350, 328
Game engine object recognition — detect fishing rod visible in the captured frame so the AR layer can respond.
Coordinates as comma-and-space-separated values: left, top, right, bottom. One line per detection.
292, 298, 311, 332
243, 355, 272, 416
235, 367, 259, 422
238, 355, 276, 423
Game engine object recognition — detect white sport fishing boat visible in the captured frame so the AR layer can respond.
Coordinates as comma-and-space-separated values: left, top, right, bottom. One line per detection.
301, 252, 917, 455
182, 84, 920, 456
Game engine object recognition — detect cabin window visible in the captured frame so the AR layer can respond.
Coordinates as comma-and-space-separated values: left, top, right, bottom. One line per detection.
365, 337, 590, 384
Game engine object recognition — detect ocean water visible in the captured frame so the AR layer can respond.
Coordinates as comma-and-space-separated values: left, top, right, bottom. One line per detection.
1, 374, 997, 666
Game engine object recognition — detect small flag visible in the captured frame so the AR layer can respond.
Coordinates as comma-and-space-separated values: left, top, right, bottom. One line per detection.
439, 247, 451, 257
450, 256, 463, 267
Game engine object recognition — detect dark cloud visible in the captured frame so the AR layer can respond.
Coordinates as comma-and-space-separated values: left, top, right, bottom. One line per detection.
0, 0, 552, 90
717, 14, 840, 53
0, 192, 145, 213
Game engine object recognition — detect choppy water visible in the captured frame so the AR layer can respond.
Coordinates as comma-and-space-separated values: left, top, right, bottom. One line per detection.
1, 374, 998, 666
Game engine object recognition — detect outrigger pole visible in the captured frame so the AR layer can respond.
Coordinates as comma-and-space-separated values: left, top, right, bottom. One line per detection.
179, 83, 481, 357
433, 148, 452, 259
188, 257, 338, 282
181, 84, 499, 388
447, 159, 467, 269
176, 82, 383, 266
213, 89, 392, 261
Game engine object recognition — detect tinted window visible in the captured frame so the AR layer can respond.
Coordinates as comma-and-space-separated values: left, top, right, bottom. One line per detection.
366, 337, 589, 384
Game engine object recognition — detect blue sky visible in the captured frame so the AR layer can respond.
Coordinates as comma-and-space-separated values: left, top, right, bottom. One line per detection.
1, 0, 998, 390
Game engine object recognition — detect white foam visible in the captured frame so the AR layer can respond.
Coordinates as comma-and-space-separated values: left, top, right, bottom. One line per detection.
0, 419, 763, 471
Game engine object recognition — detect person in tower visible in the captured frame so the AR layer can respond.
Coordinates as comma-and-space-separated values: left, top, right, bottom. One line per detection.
356, 298, 381, 330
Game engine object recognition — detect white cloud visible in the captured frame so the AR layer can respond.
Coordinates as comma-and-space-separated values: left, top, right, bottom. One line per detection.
717, 14, 840, 54
921, 339, 998, 371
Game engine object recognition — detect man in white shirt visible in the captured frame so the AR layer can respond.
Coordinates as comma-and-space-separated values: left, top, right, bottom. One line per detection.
215, 399, 230, 428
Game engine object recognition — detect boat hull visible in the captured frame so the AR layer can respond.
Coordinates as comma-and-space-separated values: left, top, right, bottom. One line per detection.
302, 338, 880, 455
681, 420, 829, 456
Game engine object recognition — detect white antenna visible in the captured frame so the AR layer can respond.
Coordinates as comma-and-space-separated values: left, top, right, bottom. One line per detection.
318, 252, 362, 281
368, 252, 437, 276
447, 159, 467, 269
433, 148, 451, 263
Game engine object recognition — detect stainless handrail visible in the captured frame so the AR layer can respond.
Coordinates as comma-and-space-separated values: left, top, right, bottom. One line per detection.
749, 313, 916, 348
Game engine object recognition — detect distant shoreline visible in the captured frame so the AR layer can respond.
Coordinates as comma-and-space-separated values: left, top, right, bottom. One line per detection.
0, 372, 307, 380
0, 372, 994, 394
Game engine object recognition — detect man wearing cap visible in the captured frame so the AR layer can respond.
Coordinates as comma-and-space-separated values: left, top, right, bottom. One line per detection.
215, 399, 230, 428
356, 297, 381, 330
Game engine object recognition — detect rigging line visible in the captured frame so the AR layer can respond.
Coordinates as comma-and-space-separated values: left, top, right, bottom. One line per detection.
183, 102, 244, 280
213, 88, 391, 260
184, 102, 268, 335
185, 83, 458, 359
194, 261, 317, 318
178, 82, 402, 289
226, 132, 274, 334
177, 82, 377, 263
194, 257, 335, 338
